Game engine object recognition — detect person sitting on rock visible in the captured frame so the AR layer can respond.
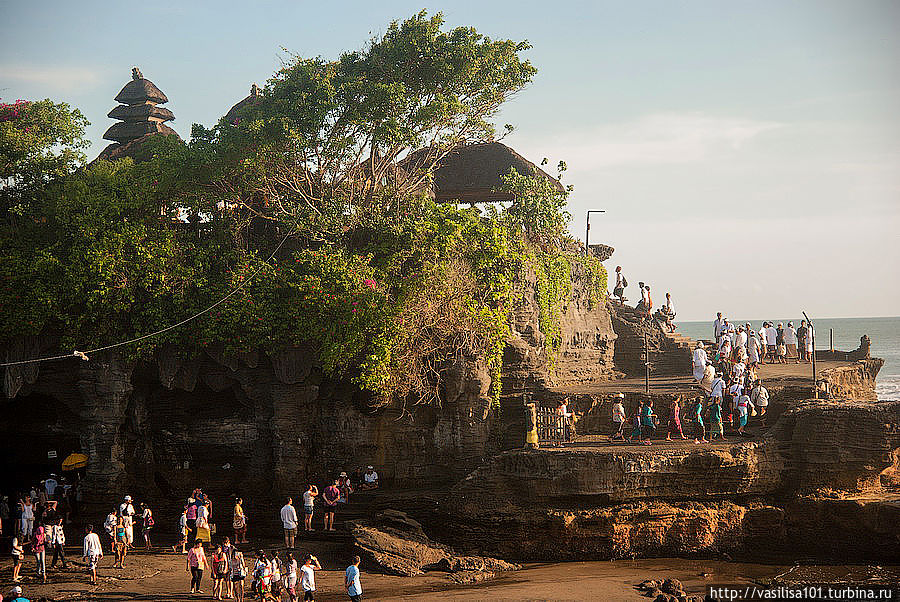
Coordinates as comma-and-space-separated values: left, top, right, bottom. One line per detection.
358, 467, 379, 491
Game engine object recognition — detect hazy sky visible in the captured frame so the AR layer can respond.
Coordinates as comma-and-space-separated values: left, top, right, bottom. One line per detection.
2, 1, 898, 321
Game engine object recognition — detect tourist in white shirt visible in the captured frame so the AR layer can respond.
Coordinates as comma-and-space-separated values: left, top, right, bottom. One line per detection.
280, 498, 299, 549
751, 380, 770, 425
748, 333, 762, 366
302, 485, 318, 532
119, 496, 135, 546
300, 554, 321, 599
83, 524, 103, 584
785, 322, 799, 363
713, 312, 725, 344
359, 466, 379, 491
765, 322, 778, 361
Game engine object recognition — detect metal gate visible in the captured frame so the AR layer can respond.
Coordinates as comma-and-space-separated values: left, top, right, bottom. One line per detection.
536, 406, 569, 445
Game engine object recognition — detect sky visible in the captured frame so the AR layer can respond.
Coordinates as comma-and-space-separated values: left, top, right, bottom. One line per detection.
2, 0, 898, 321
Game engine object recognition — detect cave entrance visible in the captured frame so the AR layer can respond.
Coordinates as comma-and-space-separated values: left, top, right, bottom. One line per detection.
0, 392, 82, 496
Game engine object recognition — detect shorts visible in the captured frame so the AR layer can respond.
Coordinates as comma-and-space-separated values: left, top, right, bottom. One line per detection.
284, 528, 297, 537
613, 286, 624, 297
304, 506, 314, 516
87, 554, 100, 569
325, 505, 337, 514
739, 415, 748, 427
13, 554, 22, 567
767, 345, 776, 354
304, 590, 316, 601
232, 575, 245, 582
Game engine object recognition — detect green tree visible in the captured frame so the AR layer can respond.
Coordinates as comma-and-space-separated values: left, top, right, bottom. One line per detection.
197, 10, 536, 239
0, 99, 89, 203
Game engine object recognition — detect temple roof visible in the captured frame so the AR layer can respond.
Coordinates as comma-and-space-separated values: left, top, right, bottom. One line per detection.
403, 142, 564, 203
223, 83, 261, 124
114, 68, 169, 105
108, 104, 174, 122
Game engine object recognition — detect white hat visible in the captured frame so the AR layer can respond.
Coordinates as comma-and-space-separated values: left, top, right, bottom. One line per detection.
12, 586, 23, 594
124, 495, 132, 501
616, 392, 625, 398
340, 471, 347, 477
367, 465, 374, 469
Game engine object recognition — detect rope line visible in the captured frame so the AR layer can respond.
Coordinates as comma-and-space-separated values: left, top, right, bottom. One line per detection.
0, 230, 294, 368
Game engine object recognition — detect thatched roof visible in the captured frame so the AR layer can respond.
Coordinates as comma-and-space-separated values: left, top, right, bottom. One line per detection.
95, 131, 179, 162
103, 121, 177, 144
403, 142, 564, 203
114, 78, 168, 105
223, 83, 261, 124
108, 104, 174, 123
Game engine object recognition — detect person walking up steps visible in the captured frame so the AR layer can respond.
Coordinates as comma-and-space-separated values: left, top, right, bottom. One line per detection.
48, 516, 67, 570
692, 342, 707, 383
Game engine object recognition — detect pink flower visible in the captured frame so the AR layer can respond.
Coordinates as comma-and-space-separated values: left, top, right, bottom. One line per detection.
363, 278, 377, 290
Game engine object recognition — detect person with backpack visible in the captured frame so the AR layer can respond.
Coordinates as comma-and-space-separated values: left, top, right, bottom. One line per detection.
140, 502, 154, 550
612, 266, 627, 303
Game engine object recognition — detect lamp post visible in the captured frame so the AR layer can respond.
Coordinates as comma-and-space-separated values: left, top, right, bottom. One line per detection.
585, 210, 606, 256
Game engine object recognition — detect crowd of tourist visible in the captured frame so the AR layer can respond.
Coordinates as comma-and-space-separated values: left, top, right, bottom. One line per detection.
4, 467, 379, 601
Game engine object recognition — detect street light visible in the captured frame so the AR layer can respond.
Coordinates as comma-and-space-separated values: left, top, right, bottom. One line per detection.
585, 210, 606, 256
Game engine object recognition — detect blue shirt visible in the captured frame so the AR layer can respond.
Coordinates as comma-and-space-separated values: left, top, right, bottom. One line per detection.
346, 564, 362, 596
641, 405, 654, 427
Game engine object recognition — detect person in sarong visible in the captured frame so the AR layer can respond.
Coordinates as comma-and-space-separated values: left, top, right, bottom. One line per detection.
692, 342, 707, 382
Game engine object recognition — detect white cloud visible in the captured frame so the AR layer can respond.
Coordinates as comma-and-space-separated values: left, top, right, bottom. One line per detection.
0, 65, 102, 93
516, 112, 784, 169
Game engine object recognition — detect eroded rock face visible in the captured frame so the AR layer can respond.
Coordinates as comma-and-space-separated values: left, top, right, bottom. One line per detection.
349, 520, 519, 578
444, 400, 900, 561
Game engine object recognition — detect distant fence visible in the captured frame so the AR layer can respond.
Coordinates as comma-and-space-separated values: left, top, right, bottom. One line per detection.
536, 406, 570, 445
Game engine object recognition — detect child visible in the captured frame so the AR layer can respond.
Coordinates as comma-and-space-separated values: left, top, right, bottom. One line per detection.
665, 399, 685, 441
708, 398, 726, 441
114, 516, 128, 568
641, 399, 656, 445
626, 401, 643, 444
692, 397, 708, 444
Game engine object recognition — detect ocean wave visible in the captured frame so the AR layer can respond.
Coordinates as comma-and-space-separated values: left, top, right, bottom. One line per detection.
876, 375, 900, 401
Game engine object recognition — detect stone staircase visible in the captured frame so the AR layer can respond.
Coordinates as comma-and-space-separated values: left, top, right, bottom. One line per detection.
609, 302, 695, 377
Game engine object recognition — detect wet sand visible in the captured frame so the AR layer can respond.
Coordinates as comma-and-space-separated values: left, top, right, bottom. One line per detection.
7, 545, 895, 602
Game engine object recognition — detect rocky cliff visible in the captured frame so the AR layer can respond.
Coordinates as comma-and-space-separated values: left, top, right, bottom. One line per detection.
0, 256, 616, 502
444, 399, 900, 561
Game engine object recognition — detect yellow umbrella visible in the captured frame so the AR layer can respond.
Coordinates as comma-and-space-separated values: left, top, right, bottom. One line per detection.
62, 453, 88, 471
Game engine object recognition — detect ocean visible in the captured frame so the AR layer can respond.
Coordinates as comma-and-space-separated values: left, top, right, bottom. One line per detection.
675, 316, 900, 401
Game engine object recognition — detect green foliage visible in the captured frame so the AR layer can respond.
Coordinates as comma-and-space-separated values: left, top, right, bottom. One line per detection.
0, 13, 609, 409
499, 165, 571, 244
1, 99, 89, 194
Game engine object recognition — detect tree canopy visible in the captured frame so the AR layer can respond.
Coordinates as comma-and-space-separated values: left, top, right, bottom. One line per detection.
0, 12, 604, 408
